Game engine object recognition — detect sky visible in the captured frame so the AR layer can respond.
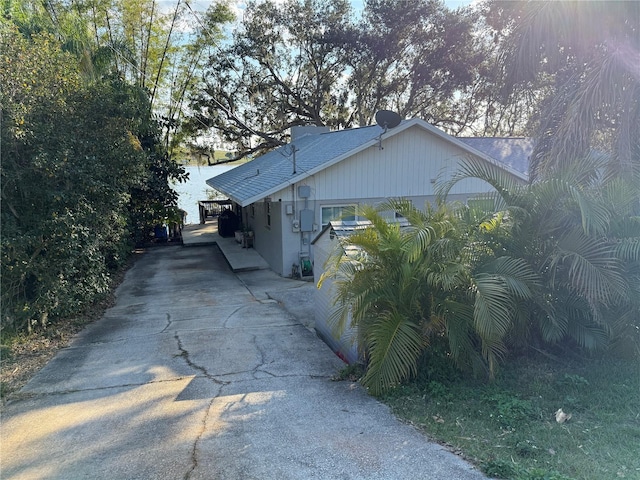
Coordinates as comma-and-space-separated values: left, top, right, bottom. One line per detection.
183, 0, 477, 20
350, 0, 475, 10
167, 0, 478, 40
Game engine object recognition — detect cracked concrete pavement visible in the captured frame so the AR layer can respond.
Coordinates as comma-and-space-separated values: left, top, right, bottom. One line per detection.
1, 245, 487, 480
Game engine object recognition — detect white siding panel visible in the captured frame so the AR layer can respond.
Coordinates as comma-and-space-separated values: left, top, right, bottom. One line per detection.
313, 231, 358, 364
249, 201, 284, 275
312, 127, 504, 202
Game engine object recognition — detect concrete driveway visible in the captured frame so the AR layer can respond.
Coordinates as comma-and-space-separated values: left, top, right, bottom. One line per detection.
1, 246, 487, 479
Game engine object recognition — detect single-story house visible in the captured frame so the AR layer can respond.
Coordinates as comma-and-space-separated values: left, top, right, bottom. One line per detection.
206, 118, 533, 277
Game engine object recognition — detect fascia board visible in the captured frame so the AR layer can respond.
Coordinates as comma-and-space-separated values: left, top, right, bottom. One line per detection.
205, 178, 244, 206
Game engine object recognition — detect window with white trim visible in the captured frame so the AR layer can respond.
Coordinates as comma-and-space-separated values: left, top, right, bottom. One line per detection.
321, 205, 356, 227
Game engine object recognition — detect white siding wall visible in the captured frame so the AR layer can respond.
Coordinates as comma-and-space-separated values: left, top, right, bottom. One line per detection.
269, 186, 320, 277
313, 128, 499, 200
263, 125, 522, 276
246, 201, 284, 275
313, 230, 358, 364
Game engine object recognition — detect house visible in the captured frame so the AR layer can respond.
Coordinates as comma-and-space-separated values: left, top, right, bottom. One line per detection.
206, 118, 533, 277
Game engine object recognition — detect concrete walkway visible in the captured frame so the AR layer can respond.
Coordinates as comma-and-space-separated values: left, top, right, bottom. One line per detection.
182, 220, 270, 272
182, 220, 219, 246
1, 246, 487, 480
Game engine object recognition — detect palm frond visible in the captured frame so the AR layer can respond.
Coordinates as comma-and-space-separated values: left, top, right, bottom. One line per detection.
566, 314, 611, 351
603, 179, 640, 217
528, 175, 611, 237
435, 156, 523, 206
615, 237, 640, 263
472, 274, 517, 341
551, 228, 627, 306
439, 299, 484, 371
477, 256, 541, 297
538, 310, 568, 344
361, 310, 424, 395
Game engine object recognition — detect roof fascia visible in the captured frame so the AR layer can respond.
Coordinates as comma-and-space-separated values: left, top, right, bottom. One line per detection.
325, 118, 529, 182
205, 178, 245, 206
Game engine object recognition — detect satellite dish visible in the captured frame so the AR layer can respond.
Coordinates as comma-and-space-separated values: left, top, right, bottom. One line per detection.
375, 110, 402, 131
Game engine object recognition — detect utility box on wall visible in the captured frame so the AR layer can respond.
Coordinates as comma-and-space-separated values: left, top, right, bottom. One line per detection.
298, 185, 311, 198
300, 209, 314, 232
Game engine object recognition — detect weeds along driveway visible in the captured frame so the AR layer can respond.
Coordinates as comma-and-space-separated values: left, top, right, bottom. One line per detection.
1, 246, 487, 480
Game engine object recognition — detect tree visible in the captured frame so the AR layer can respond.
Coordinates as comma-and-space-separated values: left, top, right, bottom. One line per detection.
188, 0, 521, 157
189, 0, 353, 157
487, 0, 640, 181
159, 1, 234, 154
337, 0, 486, 130
0, 22, 187, 335
4, 0, 233, 152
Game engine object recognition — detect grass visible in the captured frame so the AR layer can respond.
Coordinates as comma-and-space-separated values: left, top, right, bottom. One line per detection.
379, 353, 640, 480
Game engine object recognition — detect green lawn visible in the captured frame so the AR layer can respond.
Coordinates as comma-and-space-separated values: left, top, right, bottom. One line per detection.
380, 355, 640, 480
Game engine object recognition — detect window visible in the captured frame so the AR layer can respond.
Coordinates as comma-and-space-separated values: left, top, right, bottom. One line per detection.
251, 204, 255, 218
321, 205, 356, 227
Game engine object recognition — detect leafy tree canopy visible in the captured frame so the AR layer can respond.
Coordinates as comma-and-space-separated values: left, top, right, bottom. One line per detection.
188, 0, 529, 157
0, 19, 186, 335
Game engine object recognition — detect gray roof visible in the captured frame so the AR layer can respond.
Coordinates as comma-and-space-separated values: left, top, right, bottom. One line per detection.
207, 125, 385, 207
207, 119, 531, 207
312, 219, 410, 244
458, 138, 534, 175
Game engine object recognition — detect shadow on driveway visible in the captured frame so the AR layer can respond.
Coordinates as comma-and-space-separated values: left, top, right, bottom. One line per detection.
1, 246, 487, 480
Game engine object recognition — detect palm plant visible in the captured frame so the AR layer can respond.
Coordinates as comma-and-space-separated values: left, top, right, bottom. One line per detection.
319, 204, 437, 394
438, 155, 640, 354
320, 200, 541, 394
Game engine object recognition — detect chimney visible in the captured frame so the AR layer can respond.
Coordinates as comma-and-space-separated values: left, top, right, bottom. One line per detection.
290, 125, 330, 142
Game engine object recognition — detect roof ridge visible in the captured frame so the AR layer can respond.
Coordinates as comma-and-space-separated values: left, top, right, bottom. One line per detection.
459, 136, 531, 140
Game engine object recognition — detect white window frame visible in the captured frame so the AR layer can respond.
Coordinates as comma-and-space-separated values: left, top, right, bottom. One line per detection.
321, 204, 357, 228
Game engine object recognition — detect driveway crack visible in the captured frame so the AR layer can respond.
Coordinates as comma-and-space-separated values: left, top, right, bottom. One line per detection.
9, 377, 192, 402
184, 395, 217, 480
161, 313, 172, 333
222, 305, 245, 328
174, 333, 229, 386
